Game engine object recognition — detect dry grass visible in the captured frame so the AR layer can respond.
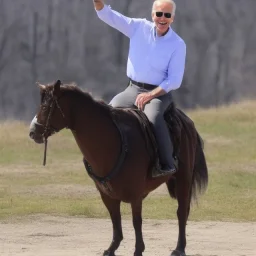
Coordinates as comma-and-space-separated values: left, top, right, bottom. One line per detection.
0, 100, 256, 221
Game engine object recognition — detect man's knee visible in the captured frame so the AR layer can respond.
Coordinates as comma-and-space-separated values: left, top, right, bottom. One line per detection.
109, 95, 133, 108
110, 96, 127, 108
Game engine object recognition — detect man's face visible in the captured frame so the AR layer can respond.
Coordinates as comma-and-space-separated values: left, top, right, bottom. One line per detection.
152, 1, 174, 36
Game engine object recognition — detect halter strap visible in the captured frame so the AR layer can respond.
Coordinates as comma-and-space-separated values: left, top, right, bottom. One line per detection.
42, 94, 69, 166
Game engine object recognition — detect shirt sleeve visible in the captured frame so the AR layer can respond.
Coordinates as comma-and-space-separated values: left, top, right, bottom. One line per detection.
159, 41, 186, 93
96, 5, 143, 38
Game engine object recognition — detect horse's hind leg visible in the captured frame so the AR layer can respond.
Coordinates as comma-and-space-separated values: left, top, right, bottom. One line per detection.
169, 175, 192, 256
131, 198, 145, 256
100, 191, 123, 256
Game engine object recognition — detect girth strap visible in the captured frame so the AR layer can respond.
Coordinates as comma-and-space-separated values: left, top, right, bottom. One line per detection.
83, 117, 128, 191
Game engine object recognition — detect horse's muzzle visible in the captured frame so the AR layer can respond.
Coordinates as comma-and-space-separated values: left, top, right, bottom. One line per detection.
29, 130, 44, 144
29, 117, 45, 144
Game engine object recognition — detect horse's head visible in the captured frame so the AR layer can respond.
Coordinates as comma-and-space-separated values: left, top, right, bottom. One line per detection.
29, 80, 69, 144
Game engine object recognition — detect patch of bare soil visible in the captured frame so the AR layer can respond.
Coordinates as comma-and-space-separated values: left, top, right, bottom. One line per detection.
0, 215, 255, 256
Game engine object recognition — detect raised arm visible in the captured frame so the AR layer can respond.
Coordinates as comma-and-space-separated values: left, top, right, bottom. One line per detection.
93, 0, 142, 38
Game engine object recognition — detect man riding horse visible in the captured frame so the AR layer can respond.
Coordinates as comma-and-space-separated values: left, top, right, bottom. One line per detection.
93, 0, 186, 177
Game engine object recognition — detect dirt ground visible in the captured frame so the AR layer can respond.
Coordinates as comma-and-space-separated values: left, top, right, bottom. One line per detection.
0, 215, 255, 256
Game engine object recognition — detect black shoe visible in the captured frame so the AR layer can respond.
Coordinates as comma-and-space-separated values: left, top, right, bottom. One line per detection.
152, 164, 176, 178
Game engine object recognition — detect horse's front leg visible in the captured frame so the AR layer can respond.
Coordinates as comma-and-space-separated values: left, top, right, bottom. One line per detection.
131, 198, 145, 256
100, 191, 123, 256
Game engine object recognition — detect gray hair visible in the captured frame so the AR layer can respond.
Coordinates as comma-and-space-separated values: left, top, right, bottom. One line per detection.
152, 0, 176, 17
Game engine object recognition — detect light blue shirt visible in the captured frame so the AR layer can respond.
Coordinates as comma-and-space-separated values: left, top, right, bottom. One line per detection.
96, 5, 186, 92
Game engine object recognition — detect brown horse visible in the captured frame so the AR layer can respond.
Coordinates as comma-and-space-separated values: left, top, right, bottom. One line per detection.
29, 80, 208, 256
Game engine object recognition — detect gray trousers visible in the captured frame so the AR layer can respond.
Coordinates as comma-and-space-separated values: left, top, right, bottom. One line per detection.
109, 82, 174, 167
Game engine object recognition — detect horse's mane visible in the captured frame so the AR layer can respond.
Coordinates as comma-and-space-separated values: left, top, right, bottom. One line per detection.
48, 82, 113, 114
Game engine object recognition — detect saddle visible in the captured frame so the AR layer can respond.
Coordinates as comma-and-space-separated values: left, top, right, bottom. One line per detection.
122, 103, 195, 175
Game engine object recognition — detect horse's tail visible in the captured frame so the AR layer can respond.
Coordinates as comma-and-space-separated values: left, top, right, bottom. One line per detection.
166, 132, 208, 201
191, 132, 208, 201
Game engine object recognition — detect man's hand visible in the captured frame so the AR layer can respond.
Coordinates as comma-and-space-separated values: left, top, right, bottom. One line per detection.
93, 0, 104, 11
135, 92, 154, 110
135, 86, 167, 110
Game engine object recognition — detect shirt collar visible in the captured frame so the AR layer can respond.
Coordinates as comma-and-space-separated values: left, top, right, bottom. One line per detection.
153, 25, 173, 40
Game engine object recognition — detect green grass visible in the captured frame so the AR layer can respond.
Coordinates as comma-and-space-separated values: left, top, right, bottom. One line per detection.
0, 101, 256, 221
0, 123, 80, 165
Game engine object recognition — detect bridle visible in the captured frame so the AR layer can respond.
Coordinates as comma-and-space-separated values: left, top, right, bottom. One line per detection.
43, 93, 67, 137
37, 91, 69, 165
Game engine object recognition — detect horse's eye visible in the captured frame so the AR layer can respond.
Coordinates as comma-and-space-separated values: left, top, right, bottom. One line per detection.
42, 105, 48, 111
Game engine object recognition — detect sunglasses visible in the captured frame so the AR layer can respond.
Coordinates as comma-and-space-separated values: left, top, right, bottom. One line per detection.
155, 12, 172, 18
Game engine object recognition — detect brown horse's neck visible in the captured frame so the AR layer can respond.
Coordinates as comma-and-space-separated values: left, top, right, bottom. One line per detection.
69, 95, 120, 177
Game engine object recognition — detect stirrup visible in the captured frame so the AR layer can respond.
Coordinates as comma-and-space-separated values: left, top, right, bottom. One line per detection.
152, 165, 176, 178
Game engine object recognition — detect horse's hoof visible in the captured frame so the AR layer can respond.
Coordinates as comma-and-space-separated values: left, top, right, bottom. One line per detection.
171, 250, 186, 256
134, 253, 143, 256
103, 250, 115, 256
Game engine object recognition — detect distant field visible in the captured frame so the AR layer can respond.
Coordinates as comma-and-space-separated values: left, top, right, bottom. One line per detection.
0, 100, 255, 221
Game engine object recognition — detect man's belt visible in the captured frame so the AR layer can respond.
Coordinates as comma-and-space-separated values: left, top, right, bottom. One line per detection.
130, 79, 157, 90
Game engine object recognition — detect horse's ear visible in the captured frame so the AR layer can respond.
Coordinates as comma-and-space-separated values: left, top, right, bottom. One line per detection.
36, 82, 46, 92
53, 80, 61, 97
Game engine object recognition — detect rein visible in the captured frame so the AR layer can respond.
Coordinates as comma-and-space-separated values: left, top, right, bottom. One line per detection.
42, 94, 68, 166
